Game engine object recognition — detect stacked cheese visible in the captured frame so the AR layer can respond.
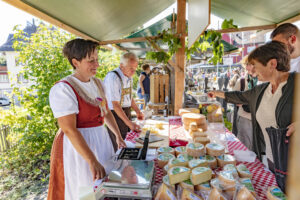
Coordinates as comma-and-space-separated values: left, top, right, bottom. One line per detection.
182, 113, 207, 131
179, 108, 200, 116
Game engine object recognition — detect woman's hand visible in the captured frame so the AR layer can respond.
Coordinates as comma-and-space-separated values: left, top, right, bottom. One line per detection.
141, 90, 145, 95
128, 121, 141, 133
287, 122, 296, 136
88, 159, 106, 181
116, 136, 127, 149
136, 111, 144, 120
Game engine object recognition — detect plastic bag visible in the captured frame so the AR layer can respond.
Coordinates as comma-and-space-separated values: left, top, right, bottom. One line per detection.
266, 126, 289, 193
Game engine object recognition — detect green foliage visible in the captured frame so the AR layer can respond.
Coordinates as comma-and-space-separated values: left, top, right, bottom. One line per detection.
0, 55, 6, 65
221, 19, 238, 29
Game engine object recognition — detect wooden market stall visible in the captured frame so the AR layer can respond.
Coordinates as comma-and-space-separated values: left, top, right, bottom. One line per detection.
4, 0, 300, 199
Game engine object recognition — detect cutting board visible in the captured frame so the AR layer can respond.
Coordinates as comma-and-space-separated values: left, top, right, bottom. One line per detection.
135, 124, 169, 148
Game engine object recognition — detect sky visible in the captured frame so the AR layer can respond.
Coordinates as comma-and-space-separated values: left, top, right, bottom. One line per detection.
0, 1, 223, 46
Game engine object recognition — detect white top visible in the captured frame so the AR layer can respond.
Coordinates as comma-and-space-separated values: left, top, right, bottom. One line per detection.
49, 75, 104, 118
290, 56, 300, 73
104, 67, 132, 109
256, 81, 287, 162
233, 77, 251, 120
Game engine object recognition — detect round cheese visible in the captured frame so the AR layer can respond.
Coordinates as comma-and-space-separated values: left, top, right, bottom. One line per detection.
217, 154, 236, 168
168, 157, 188, 168
175, 146, 186, 156
218, 171, 236, 187
267, 186, 286, 200
179, 179, 194, 191
191, 130, 207, 139
183, 122, 207, 131
206, 143, 225, 156
157, 147, 175, 155
237, 164, 252, 179
223, 164, 238, 179
202, 155, 217, 169
158, 153, 175, 168
186, 142, 205, 157
182, 113, 206, 127
188, 158, 208, 169
168, 166, 191, 185
179, 108, 200, 116
163, 164, 169, 175
177, 153, 194, 161
190, 167, 212, 185
189, 122, 198, 131
193, 136, 210, 145
195, 181, 211, 191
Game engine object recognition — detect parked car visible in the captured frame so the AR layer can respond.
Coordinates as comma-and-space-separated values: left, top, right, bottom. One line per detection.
0, 97, 11, 106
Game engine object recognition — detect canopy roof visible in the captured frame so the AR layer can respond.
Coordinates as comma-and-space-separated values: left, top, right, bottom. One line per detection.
6, 0, 300, 43
118, 14, 238, 58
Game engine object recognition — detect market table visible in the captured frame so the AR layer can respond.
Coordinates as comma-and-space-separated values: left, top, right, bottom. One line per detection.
125, 117, 278, 200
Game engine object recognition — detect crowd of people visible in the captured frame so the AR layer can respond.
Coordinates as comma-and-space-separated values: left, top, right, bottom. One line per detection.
46, 22, 299, 199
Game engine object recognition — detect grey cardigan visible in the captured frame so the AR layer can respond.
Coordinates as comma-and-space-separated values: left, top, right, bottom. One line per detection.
224, 73, 295, 160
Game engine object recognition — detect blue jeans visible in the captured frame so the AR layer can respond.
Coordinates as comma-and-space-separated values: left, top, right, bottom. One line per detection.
137, 93, 150, 110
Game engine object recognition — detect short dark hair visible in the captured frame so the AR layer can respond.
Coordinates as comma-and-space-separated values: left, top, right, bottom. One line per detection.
248, 41, 290, 72
63, 38, 99, 69
142, 64, 150, 71
270, 23, 299, 40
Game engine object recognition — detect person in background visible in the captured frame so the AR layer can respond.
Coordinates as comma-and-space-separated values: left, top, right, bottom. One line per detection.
48, 39, 126, 200
137, 64, 151, 109
208, 41, 296, 191
104, 52, 144, 152
229, 69, 240, 89
271, 23, 300, 72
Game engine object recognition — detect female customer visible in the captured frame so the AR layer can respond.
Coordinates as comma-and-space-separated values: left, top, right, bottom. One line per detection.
137, 64, 151, 109
48, 39, 126, 200
208, 41, 295, 191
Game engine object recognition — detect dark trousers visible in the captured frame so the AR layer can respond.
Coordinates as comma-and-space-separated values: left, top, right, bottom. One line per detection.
107, 107, 131, 152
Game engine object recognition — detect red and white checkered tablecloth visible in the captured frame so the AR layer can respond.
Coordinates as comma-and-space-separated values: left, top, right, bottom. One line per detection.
125, 118, 278, 200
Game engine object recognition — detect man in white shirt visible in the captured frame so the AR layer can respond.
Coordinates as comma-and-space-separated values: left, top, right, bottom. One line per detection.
271, 23, 300, 72
104, 52, 144, 151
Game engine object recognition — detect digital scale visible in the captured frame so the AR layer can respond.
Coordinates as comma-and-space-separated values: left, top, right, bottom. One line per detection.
95, 131, 156, 199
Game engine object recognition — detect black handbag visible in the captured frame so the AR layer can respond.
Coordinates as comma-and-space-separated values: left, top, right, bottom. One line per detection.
266, 126, 289, 193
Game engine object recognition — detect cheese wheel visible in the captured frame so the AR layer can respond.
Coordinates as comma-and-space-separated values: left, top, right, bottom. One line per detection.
191, 130, 207, 139
163, 164, 169, 175
209, 188, 225, 200
182, 113, 206, 125
223, 164, 239, 179
184, 122, 207, 131
179, 179, 194, 191
158, 147, 175, 155
212, 170, 216, 179
186, 143, 205, 157
193, 137, 210, 146
181, 188, 203, 200
190, 167, 212, 185
206, 143, 225, 156
239, 178, 256, 197
266, 186, 286, 200
163, 175, 175, 190
195, 181, 210, 191
237, 164, 252, 179
218, 171, 236, 187
179, 108, 200, 116
168, 157, 188, 168
177, 153, 194, 161
189, 122, 198, 131
202, 155, 217, 169
236, 187, 256, 200
217, 154, 236, 168
158, 153, 175, 168
155, 183, 177, 200
175, 146, 186, 156
168, 166, 191, 185
188, 158, 208, 169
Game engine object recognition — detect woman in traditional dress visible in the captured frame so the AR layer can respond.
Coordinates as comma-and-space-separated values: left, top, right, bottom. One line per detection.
47, 39, 126, 200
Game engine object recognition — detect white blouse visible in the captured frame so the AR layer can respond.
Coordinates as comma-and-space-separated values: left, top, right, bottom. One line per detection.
49, 76, 104, 118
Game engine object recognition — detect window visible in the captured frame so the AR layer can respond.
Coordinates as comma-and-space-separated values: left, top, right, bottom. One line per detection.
0, 74, 9, 83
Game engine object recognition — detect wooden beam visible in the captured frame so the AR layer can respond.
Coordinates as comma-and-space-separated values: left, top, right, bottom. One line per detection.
216, 24, 276, 34
278, 13, 300, 25
3, 0, 98, 41
174, 0, 186, 115
99, 36, 159, 45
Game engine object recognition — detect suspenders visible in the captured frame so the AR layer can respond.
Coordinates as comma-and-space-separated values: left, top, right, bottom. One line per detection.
111, 70, 132, 107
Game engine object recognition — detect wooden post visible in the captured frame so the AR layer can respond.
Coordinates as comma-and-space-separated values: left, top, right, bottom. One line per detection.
174, 0, 186, 115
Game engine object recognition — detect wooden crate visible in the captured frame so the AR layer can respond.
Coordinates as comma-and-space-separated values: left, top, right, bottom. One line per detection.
150, 74, 169, 104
